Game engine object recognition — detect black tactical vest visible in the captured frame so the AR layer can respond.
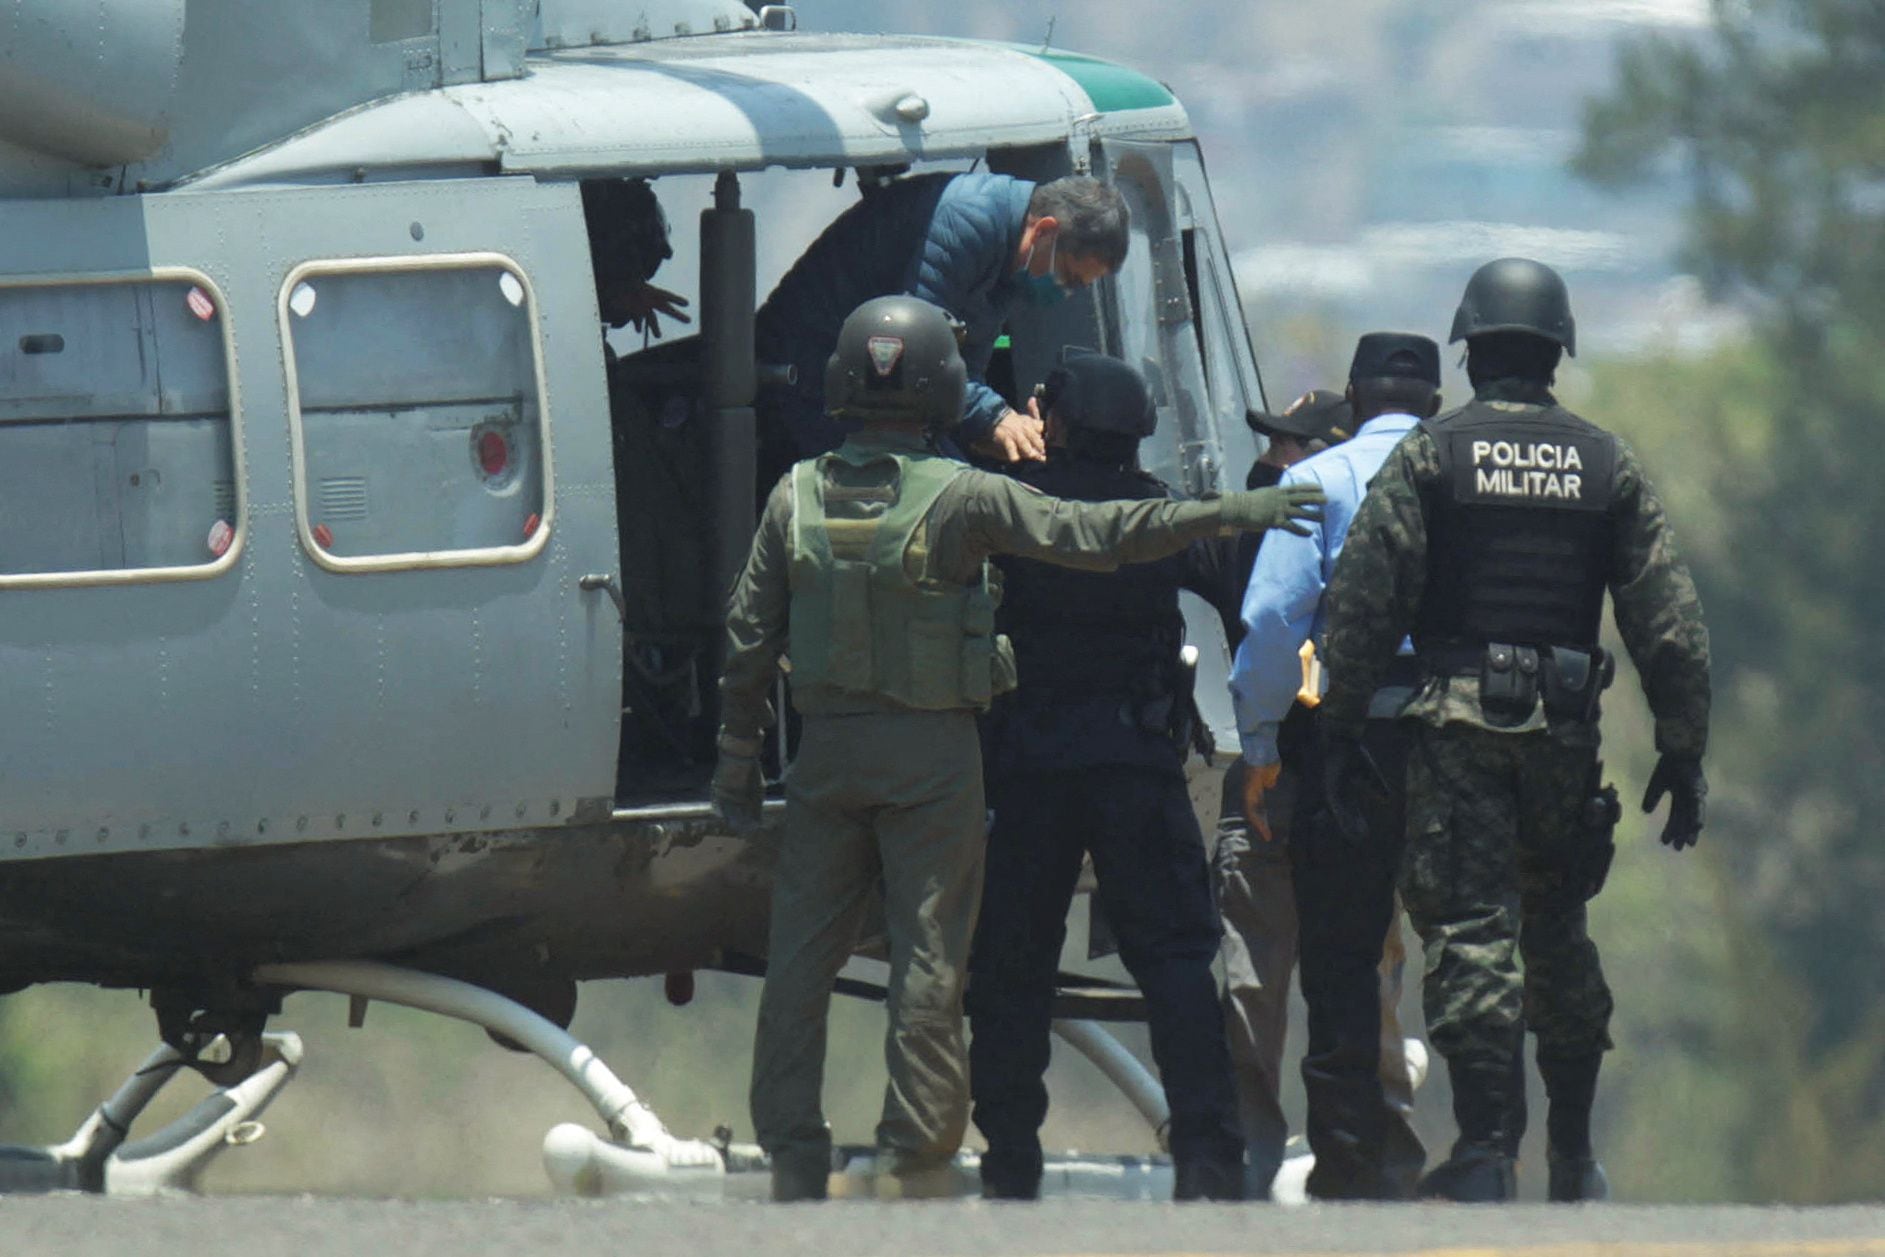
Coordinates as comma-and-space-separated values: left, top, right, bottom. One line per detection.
996, 453, 1186, 695
1416, 399, 1619, 654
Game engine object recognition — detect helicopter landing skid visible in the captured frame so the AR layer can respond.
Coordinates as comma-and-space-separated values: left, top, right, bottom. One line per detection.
0, 1031, 300, 1195
252, 960, 727, 1195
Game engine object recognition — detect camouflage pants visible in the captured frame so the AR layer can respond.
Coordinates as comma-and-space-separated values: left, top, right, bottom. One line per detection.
1400, 724, 1614, 1071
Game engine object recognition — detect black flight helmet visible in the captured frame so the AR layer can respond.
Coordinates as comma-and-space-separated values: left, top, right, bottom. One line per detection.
825, 295, 969, 430
1038, 349, 1157, 438
1449, 257, 1577, 356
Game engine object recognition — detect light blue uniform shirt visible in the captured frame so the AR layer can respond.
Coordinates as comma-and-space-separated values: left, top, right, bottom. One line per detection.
1229, 412, 1419, 766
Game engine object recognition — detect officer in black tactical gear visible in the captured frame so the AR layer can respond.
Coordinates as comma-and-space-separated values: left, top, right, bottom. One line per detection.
1316, 259, 1711, 1203
966, 351, 1245, 1202
717, 302, 1326, 1202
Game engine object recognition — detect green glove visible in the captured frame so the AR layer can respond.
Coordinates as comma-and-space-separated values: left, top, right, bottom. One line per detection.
1219, 482, 1327, 536
710, 733, 765, 833
1641, 754, 1706, 850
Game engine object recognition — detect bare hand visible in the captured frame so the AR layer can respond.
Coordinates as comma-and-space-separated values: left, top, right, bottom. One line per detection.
1241, 761, 1283, 841
605, 282, 693, 338
974, 408, 1047, 463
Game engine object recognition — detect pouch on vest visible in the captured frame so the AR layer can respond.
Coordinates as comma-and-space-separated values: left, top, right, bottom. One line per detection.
1480, 642, 1540, 726
958, 577, 1001, 707
824, 560, 876, 691
989, 633, 1019, 699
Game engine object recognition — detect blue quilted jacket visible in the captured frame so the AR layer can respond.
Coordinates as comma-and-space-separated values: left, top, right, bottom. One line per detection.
755, 172, 1035, 461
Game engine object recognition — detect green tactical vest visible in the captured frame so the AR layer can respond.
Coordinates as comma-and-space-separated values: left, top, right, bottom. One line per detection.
787, 445, 1018, 714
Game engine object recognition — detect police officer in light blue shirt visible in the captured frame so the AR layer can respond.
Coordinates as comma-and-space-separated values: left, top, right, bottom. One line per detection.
1226, 332, 1443, 1198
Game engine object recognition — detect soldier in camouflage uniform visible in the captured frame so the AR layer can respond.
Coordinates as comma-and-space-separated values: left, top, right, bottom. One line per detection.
1317, 259, 1710, 1203
711, 295, 1324, 1202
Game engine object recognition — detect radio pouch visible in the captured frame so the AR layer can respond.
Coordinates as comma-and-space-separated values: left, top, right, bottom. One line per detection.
1479, 642, 1539, 726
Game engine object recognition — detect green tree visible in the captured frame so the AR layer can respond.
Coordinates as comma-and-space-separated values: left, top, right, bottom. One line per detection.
1577, 0, 1885, 1202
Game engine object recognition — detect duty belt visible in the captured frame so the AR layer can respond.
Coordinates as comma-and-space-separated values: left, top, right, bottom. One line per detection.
1420, 642, 1598, 678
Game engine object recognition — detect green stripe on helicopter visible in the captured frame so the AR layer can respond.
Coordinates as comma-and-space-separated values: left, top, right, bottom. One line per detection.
1009, 45, 1177, 113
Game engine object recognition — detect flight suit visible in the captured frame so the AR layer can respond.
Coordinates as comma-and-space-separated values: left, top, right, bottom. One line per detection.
967, 451, 1243, 1200
720, 428, 1272, 1196
1318, 379, 1711, 1186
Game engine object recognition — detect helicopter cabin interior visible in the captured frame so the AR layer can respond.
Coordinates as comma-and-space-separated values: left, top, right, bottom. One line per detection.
587, 140, 1265, 805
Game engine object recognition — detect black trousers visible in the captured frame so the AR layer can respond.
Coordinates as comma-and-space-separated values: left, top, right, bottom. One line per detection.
1291, 718, 1425, 1199
968, 766, 1242, 1189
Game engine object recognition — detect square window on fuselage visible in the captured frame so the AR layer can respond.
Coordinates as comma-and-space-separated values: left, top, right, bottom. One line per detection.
281, 255, 550, 571
0, 273, 241, 583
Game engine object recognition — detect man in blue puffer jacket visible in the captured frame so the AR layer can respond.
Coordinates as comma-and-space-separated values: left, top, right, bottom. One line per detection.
755, 173, 1129, 480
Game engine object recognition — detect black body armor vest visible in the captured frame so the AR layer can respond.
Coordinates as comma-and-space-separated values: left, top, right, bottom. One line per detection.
997, 454, 1186, 695
1416, 399, 1619, 654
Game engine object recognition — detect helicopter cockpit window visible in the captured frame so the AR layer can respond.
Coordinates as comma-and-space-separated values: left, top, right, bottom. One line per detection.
281, 255, 550, 571
0, 272, 242, 586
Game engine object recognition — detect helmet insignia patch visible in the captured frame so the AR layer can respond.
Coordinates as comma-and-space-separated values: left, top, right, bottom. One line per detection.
866, 335, 905, 378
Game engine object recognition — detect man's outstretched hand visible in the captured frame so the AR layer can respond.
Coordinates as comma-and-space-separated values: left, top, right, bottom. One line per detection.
1219, 483, 1327, 535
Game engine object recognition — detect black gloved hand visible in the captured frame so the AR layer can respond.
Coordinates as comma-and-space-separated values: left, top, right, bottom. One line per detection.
710, 734, 765, 833
1641, 754, 1706, 850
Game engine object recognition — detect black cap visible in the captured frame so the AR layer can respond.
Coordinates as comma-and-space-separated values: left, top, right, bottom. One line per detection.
1348, 332, 1441, 385
1246, 388, 1353, 443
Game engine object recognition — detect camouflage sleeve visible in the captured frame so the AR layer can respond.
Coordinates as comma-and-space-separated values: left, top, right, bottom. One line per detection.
717, 475, 795, 744
1319, 430, 1438, 738
948, 471, 1228, 572
1608, 440, 1711, 758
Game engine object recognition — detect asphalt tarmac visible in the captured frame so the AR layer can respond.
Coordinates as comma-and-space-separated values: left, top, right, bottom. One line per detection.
4, 1199, 1884, 1257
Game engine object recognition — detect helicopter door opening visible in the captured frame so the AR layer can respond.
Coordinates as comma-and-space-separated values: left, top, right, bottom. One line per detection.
590, 155, 1146, 805
590, 167, 883, 804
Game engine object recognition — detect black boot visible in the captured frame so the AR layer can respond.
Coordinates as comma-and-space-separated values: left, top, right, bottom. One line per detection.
769, 1148, 831, 1202
1546, 1152, 1610, 1202
1538, 1050, 1608, 1202
1418, 1054, 1518, 1203
1418, 1144, 1516, 1202
1173, 1156, 1246, 1202
979, 1142, 1042, 1201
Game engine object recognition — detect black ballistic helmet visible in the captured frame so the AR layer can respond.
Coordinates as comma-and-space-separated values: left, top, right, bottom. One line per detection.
1038, 349, 1156, 437
1449, 257, 1577, 356
825, 295, 969, 429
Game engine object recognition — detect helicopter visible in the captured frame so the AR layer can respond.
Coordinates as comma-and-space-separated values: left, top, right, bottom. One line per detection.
0, 0, 1276, 1196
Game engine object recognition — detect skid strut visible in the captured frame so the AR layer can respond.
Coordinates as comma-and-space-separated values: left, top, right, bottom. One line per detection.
253, 960, 727, 1194
0, 1032, 300, 1195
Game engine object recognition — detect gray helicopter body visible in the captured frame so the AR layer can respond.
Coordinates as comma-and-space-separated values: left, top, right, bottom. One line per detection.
0, 0, 1266, 1023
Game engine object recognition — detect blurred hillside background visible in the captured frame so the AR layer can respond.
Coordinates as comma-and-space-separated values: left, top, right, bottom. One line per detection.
2, 0, 1879, 1204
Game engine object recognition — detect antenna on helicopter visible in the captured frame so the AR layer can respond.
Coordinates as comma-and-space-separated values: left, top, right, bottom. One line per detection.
1039, 15, 1057, 54
746, 1, 798, 30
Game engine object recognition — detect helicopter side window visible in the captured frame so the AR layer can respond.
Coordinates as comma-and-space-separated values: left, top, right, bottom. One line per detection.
281, 255, 550, 571
1173, 143, 1263, 480
0, 273, 242, 585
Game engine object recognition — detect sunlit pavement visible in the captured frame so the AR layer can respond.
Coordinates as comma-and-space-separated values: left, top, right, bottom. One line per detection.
4, 1199, 1884, 1257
